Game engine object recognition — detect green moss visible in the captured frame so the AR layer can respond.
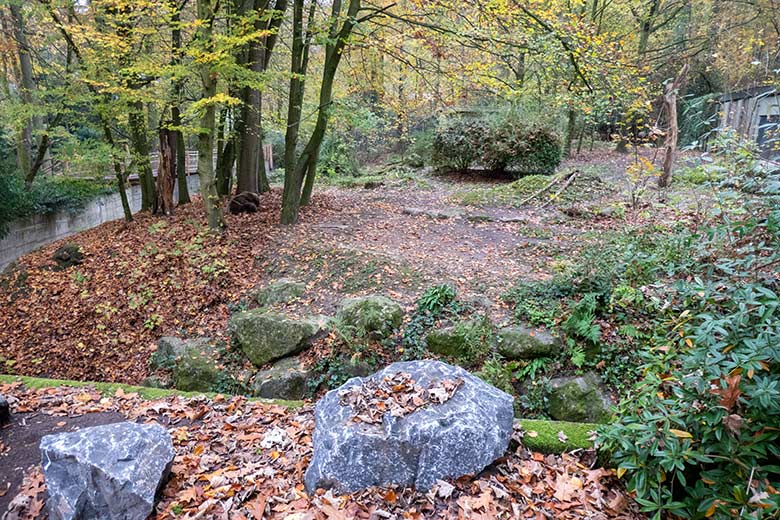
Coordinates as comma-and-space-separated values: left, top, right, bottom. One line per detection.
0, 374, 303, 408
516, 418, 596, 453
452, 167, 612, 208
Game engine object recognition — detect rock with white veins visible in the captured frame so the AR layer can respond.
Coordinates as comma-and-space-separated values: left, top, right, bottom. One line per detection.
40, 421, 175, 520
304, 360, 514, 492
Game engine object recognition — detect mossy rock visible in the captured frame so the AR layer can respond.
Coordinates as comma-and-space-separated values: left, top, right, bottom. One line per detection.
336, 295, 403, 339
172, 344, 221, 393
256, 278, 306, 306
548, 373, 612, 423
425, 319, 494, 360
425, 326, 469, 357
151, 336, 212, 370
230, 310, 325, 367
252, 357, 312, 400
497, 326, 558, 360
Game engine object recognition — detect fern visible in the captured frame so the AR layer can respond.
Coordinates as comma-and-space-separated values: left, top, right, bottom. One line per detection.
568, 342, 586, 368
563, 293, 601, 344
515, 357, 551, 380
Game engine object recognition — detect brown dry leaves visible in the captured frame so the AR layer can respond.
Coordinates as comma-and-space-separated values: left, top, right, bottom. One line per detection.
338, 372, 463, 424
2, 382, 644, 520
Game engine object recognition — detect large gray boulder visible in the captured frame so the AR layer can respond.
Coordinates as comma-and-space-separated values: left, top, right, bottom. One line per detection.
497, 326, 559, 360
230, 310, 325, 367
548, 372, 612, 423
40, 421, 175, 520
304, 360, 514, 493
336, 295, 404, 339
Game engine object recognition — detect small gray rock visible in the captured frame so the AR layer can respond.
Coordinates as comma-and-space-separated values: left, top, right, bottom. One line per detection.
497, 326, 559, 360
41, 421, 175, 520
304, 360, 514, 493
403, 207, 463, 220
548, 372, 612, 423
253, 357, 312, 400
0, 394, 9, 426
497, 216, 528, 224
465, 214, 495, 223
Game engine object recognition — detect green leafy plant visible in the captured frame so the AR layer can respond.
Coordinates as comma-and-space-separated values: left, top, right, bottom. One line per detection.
144, 313, 163, 330
562, 294, 601, 344
515, 357, 551, 380
417, 284, 456, 313
478, 355, 516, 394
599, 206, 780, 519
432, 118, 489, 171
401, 285, 462, 361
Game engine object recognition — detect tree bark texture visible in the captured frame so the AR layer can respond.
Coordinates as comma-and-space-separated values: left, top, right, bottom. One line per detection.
157, 128, 176, 215
659, 63, 689, 188
196, 0, 226, 232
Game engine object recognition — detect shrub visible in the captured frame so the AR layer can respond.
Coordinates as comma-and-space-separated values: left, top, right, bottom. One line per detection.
403, 127, 435, 167
320, 133, 360, 177
598, 209, 780, 519
483, 122, 562, 176
433, 116, 561, 176
432, 118, 489, 171
31, 176, 114, 215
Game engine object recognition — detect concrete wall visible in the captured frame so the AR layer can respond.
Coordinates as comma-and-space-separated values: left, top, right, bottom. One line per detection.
0, 175, 200, 271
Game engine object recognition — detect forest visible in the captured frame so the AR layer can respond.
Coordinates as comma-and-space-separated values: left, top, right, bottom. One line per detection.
0, 0, 779, 519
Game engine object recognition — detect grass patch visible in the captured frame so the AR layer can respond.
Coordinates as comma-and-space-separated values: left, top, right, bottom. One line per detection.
0, 374, 303, 407
517, 419, 596, 453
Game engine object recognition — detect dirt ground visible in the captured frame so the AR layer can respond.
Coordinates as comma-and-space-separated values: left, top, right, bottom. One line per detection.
0, 149, 694, 385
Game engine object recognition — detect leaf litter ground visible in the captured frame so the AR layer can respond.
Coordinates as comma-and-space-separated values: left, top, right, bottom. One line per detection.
1, 382, 643, 519
0, 150, 686, 386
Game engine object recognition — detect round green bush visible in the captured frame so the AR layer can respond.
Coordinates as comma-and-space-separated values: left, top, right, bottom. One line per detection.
433, 116, 561, 176
432, 118, 489, 171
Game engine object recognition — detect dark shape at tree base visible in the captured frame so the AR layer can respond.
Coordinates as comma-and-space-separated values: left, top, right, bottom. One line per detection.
52, 244, 83, 270
229, 191, 262, 214
0, 394, 10, 426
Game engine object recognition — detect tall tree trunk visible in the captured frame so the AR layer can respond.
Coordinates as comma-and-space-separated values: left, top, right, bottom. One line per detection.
564, 108, 577, 158
236, 0, 287, 194
129, 101, 156, 212
9, 4, 38, 184
157, 128, 176, 215
102, 120, 133, 222
196, 0, 225, 232
281, 0, 310, 223
171, 0, 190, 204
659, 64, 689, 188
283, 0, 361, 220
216, 107, 235, 196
